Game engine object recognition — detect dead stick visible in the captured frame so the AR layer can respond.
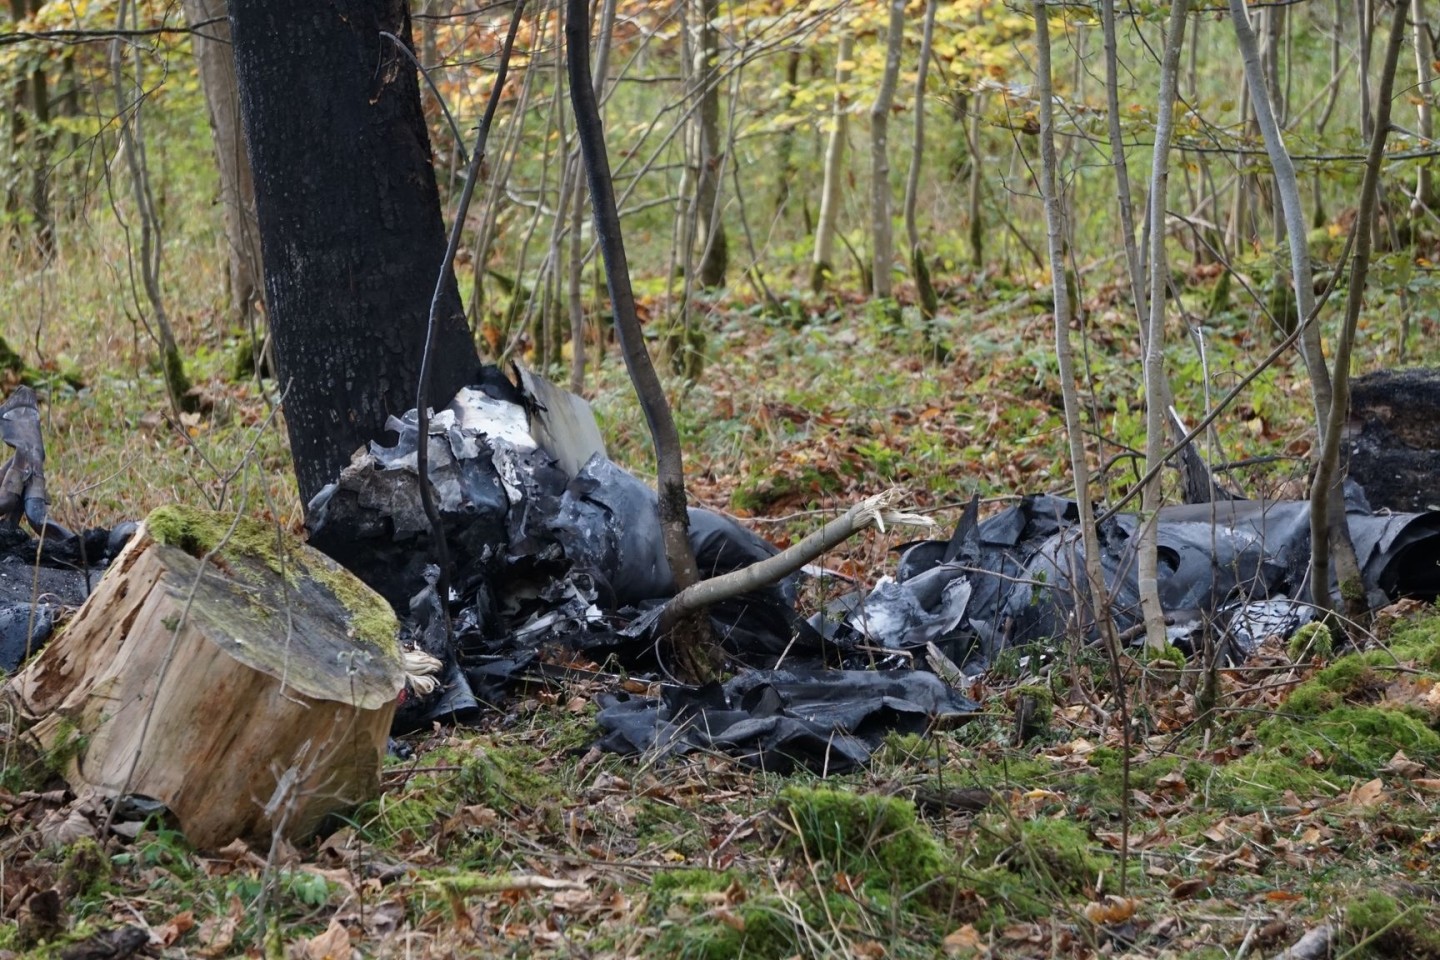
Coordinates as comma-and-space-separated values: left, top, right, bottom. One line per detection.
659, 489, 928, 631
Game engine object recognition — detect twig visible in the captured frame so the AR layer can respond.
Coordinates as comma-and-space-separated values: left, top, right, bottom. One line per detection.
414, 2, 527, 648
659, 489, 930, 627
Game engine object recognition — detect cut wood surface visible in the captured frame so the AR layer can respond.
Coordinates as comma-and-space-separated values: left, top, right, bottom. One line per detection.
5, 506, 404, 849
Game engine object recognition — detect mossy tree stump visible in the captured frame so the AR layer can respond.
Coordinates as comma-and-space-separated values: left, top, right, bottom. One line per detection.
5, 506, 405, 848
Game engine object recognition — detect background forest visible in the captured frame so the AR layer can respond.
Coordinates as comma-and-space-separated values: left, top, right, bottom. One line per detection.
4, 0, 1440, 958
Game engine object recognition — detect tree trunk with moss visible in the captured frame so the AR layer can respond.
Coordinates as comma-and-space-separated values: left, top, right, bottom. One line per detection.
3, 507, 405, 850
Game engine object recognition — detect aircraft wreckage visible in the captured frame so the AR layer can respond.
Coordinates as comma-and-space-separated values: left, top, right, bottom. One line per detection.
4, 372, 1440, 773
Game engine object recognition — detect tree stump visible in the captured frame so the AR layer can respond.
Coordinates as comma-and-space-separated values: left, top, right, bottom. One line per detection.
4, 506, 405, 849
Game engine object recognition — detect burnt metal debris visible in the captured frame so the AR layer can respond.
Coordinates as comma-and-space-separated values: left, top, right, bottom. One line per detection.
6, 374, 1440, 773
0, 386, 133, 672
305, 368, 1440, 773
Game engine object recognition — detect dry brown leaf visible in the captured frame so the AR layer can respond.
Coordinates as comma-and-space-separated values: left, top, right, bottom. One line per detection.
1381, 750, 1425, 777
713, 906, 745, 932
1348, 778, 1385, 807
942, 924, 984, 956
1412, 778, 1440, 792
37, 807, 96, 848
301, 918, 350, 960
1169, 877, 1209, 900
1083, 896, 1141, 924
1265, 889, 1305, 902
155, 910, 195, 946
1154, 770, 1189, 797
194, 899, 242, 958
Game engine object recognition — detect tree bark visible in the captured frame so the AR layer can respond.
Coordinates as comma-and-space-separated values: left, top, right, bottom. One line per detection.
1033, 0, 1117, 652
565, 0, 714, 682
1310, 0, 1408, 622
229, 0, 480, 507
869, 0, 905, 301
1412, 0, 1435, 210
904, 0, 939, 323
1230, 0, 1330, 431
811, 34, 853, 293
183, 0, 264, 329
1138, 0, 1190, 653
693, 0, 727, 289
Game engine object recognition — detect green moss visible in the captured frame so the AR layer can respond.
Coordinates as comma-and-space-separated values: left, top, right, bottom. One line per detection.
1287, 622, 1334, 663
649, 892, 807, 960
1283, 655, 1385, 715
307, 559, 401, 653
144, 505, 398, 656
1384, 615, 1440, 671
44, 718, 88, 776
877, 732, 930, 765
968, 815, 1102, 898
1145, 644, 1187, 669
1215, 752, 1329, 808
59, 838, 111, 899
146, 504, 290, 573
1344, 891, 1440, 958
1011, 685, 1053, 725
1256, 706, 1440, 778
650, 869, 738, 897
774, 786, 950, 895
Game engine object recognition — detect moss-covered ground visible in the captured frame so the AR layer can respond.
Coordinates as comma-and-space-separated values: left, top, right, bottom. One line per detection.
2, 606, 1438, 958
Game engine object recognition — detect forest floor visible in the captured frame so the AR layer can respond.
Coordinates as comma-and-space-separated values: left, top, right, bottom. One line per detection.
4, 257, 1440, 958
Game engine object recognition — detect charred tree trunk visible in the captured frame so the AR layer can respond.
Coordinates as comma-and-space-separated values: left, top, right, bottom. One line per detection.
229, 0, 480, 507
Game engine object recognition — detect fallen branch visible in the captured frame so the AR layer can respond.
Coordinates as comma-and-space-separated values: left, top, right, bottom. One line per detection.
659, 489, 930, 632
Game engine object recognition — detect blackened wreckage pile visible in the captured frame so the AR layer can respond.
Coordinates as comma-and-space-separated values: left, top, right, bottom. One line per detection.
302, 368, 1440, 772
3, 373, 1439, 772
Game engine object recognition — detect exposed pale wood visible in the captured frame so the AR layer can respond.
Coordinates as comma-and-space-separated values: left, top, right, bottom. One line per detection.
6, 513, 404, 849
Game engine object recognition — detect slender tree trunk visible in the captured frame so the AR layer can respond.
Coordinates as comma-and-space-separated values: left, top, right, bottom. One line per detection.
1103, 0, 1145, 344
27, 11, 52, 260
1310, 0, 1408, 622
774, 50, 802, 218
693, 0, 727, 289
1033, 0, 1116, 651
1357, 0, 1374, 140
229, 0, 479, 506
904, 0, 939, 323
112, 0, 194, 416
1138, 0, 1190, 653
811, 33, 853, 292
869, 0, 905, 301
5, 0, 51, 257
568, 0, 617, 393
1413, 0, 1435, 210
1106, 0, 1216, 504
565, 0, 715, 683
968, 102, 984, 267
1231, 0, 1331, 432
183, 0, 264, 330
